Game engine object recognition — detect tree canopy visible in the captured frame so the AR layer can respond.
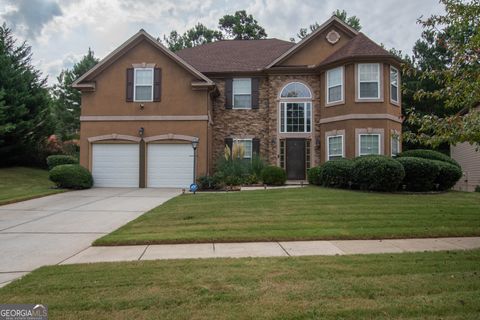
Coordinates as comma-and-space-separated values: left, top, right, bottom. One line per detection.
294, 10, 361, 41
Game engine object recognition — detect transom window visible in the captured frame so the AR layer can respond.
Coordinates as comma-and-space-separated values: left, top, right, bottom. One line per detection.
233, 78, 252, 109
391, 133, 400, 156
358, 63, 380, 99
327, 67, 343, 104
359, 134, 381, 156
280, 102, 312, 133
233, 139, 252, 158
327, 135, 344, 160
134, 68, 153, 102
280, 82, 312, 98
390, 66, 399, 103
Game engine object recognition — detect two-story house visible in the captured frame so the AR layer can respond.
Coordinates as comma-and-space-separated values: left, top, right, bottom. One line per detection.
73, 16, 402, 188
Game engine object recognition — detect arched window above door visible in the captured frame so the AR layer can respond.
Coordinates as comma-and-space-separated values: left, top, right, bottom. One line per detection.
280, 82, 312, 98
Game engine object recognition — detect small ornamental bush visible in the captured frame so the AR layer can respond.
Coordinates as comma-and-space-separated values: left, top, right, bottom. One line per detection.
396, 157, 439, 192
49, 164, 93, 189
197, 175, 223, 190
398, 149, 460, 168
475, 185, 480, 192
431, 160, 462, 191
307, 166, 323, 185
261, 166, 287, 186
46, 155, 78, 170
352, 155, 405, 192
320, 159, 354, 188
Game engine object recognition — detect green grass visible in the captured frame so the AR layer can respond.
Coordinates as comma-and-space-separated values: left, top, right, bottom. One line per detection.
0, 167, 65, 205
1, 250, 479, 319
95, 187, 480, 245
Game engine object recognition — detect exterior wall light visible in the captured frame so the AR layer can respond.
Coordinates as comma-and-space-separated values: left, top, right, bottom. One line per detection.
138, 127, 145, 137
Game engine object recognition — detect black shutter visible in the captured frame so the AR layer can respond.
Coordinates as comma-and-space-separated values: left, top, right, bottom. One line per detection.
224, 138, 233, 158
225, 78, 233, 109
251, 78, 259, 109
153, 68, 162, 102
252, 138, 260, 157
126, 68, 134, 102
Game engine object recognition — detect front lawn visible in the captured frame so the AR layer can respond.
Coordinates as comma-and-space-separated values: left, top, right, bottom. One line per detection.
1, 250, 479, 319
96, 187, 480, 246
0, 167, 65, 205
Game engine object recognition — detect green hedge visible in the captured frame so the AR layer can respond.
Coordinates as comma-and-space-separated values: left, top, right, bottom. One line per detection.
307, 166, 322, 185
49, 164, 93, 189
261, 166, 287, 186
320, 159, 354, 188
46, 155, 78, 170
398, 149, 460, 168
352, 155, 405, 192
431, 160, 462, 191
396, 157, 439, 192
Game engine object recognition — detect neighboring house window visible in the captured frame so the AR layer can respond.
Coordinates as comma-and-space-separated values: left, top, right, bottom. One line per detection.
327, 135, 344, 160
279, 82, 312, 133
391, 133, 400, 156
232, 78, 252, 109
359, 134, 381, 155
134, 68, 154, 102
326, 67, 344, 104
233, 139, 253, 159
358, 63, 380, 99
390, 66, 399, 104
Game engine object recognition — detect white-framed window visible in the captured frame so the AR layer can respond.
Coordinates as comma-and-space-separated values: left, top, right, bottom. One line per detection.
280, 102, 312, 133
391, 133, 400, 156
232, 78, 252, 109
280, 82, 312, 98
390, 66, 399, 104
326, 67, 344, 104
359, 134, 381, 156
327, 135, 344, 160
134, 68, 154, 102
358, 63, 380, 99
233, 139, 252, 158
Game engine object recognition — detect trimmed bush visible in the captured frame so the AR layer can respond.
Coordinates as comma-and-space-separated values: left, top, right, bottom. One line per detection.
396, 157, 439, 192
320, 159, 354, 188
352, 155, 405, 192
49, 164, 93, 189
398, 149, 460, 168
475, 185, 480, 192
197, 175, 223, 190
46, 155, 78, 170
261, 166, 287, 186
307, 166, 322, 185
431, 160, 462, 191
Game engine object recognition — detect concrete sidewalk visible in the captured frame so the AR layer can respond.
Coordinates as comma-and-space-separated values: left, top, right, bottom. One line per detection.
60, 237, 480, 265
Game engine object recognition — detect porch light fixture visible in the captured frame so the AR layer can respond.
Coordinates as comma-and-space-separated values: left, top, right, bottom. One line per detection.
138, 127, 145, 137
191, 139, 199, 150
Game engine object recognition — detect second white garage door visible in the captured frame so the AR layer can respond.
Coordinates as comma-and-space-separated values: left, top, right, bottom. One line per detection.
147, 144, 194, 188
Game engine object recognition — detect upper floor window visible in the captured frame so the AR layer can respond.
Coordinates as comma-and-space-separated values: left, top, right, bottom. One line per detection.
358, 63, 380, 99
233, 78, 251, 109
134, 68, 154, 102
280, 82, 312, 98
280, 102, 312, 133
390, 66, 399, 104
327, 135, 344, 160
326, 67, 344, 104
233, 139, 253, 158
359, 133, 381, 156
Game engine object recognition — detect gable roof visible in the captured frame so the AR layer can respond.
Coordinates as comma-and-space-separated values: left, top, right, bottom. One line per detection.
265, 16, 359, 69
176, 39, 294, 73
72, 29, 214, 90
318, 32, 401, 67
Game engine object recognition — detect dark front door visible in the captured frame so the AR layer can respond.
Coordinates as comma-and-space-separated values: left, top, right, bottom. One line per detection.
286, 138, 306, 180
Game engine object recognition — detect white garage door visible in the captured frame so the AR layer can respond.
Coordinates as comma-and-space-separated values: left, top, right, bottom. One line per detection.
147, 144, 194, 188
92, 144, 139, 187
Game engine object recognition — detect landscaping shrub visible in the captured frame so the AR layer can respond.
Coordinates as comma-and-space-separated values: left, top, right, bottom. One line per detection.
307, 166, 323, 185
215, 153, 266, 186
46, 155, 78, 170
431, 160, 462, 191
261, 166, 286, 186
320, 159, 354, 188
197, 175, 223, 190
49, 164, 93, 189
396, 157, 439, 192
398, 149, 460, 167
352, 155, 405, 192
475, 185, 480, 192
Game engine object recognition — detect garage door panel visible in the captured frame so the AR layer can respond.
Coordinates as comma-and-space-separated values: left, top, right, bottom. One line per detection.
147, 144, 194, 188
92, 144, 139, 187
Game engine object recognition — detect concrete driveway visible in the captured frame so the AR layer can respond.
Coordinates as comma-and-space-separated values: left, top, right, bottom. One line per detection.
0, 188, 180, 286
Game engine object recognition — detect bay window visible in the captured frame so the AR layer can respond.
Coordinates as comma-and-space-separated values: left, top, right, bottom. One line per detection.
327, 135, 344, 160
359, 134, 381, 155
390, 66, 399, 104
358, 63, 380, 99
326, 67, 344, 104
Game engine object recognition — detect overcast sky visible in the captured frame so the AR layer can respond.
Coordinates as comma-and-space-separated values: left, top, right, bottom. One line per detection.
0, 0, 445, 85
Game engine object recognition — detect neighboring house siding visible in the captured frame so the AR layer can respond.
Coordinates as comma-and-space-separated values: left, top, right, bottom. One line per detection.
451, 142, 480, 192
